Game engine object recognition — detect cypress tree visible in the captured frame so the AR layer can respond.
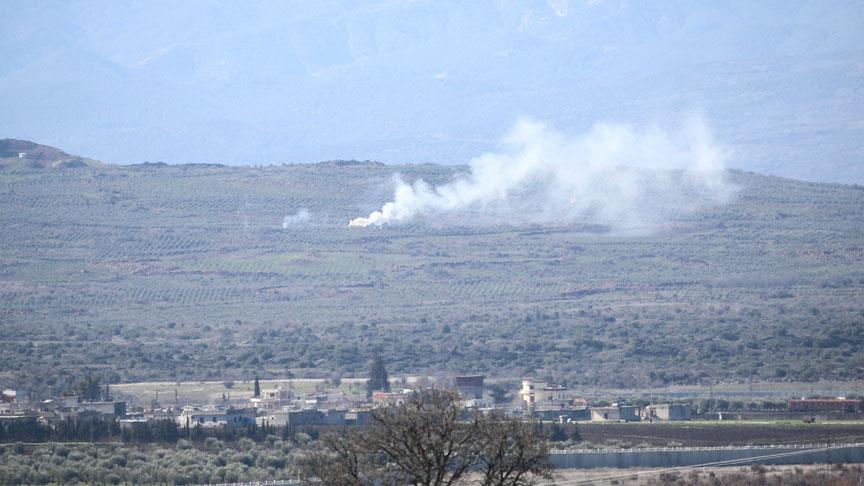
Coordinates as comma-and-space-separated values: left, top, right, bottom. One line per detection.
366, 356, 390, 398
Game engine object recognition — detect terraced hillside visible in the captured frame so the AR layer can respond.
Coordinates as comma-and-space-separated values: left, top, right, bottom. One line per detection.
1, 152, 863, 393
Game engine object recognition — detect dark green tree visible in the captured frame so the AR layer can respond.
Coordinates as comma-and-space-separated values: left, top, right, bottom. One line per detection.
366, 356, 390, 398
70, 373, 102, 401
489, 384, 511, 405
548, 424, 568, 442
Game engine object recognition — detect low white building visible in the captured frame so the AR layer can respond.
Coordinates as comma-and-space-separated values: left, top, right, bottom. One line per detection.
591, 404, 639, 422
178, 407, 255, 428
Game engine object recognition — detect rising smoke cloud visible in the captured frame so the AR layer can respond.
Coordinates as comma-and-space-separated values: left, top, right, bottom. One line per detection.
282, 208, 311, 227
349, 116, 734, 228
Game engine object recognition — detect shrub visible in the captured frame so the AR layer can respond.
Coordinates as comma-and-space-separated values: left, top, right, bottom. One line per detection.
204, 437, 224, 452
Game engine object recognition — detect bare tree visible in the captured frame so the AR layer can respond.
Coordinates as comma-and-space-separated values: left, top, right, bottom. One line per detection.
475, 416, 552, 486
363, 389, 479, 486
302, 389, 551, 486
302, 430, 380, 486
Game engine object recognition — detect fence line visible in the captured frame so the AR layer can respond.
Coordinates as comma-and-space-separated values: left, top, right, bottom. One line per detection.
546, 442, 864, 486
550, 441, 864, 454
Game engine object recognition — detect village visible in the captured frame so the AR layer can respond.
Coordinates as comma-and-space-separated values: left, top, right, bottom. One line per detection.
2, 375, 863, 436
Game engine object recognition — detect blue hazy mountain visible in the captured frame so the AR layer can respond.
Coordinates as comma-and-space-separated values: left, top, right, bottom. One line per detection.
1, 0, 862, 183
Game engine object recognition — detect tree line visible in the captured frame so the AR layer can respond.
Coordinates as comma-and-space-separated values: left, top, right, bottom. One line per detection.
0, 416, 318, 444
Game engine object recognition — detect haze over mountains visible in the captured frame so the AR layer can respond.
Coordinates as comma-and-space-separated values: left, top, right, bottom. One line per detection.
1, 0, 863, 183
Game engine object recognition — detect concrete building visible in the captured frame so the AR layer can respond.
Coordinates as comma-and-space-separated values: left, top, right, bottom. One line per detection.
0, 390, 25, 415
77, 401, 127, 417
591, 405, 639, 422
520, 379, 569, 410
257, 409, 347, 427
249, 387, 293, 411
646, 404, 691, 421
118, 418, 150, 430
345, 409, 372, 426
178, 407, 256, 428
454, 375, 485, 400
372, 390, 413, 407
40, 396, 79, 411
1, 389, 17, 403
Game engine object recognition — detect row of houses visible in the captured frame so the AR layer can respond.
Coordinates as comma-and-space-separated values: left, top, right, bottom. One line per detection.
5, 381, 861, 430
0, 392, 128, 428
172, 404, 374, 429
133, 378, 492, 430
517, 379, 690, 422
105, 377, 862, 430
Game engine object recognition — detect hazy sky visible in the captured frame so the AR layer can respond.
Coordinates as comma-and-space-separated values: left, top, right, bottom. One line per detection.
1, 0, 862, 182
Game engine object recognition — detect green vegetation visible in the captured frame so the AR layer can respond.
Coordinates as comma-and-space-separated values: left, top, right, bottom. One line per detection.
0, 160, 862, 393
69, 373, 104, 401
366, 356, 390, 397
0, 437, 304, 485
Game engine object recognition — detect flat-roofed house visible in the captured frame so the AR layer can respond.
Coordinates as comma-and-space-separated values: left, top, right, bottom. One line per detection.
178, 407, 256, 428
454, 375, 485, 400
591, 405, 639, 422
646, 404, 691, 421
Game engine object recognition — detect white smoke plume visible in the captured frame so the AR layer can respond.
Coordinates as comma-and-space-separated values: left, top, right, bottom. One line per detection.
282, 208, 311, 227
349, 116, 734, 228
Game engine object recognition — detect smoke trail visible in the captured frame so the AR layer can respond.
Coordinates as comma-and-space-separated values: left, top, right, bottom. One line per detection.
283, 208, 311, 227
349, 116, 734, 228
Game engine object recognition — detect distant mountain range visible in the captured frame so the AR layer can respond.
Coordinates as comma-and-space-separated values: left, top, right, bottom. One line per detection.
1, 0, 862, 183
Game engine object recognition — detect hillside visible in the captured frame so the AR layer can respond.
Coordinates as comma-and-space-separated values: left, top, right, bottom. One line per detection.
0, 151, 862, 394
0, 139, 99, 169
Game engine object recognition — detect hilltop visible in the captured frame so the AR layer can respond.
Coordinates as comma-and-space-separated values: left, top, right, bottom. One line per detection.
0, 138, 100, 169
0, 147, 862, 394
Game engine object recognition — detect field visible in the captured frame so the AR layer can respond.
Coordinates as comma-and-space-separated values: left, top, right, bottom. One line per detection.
1, 155, 863, 395
551, 464, 864, 485
0, 438, 305, 485
572, 422, 864, 448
